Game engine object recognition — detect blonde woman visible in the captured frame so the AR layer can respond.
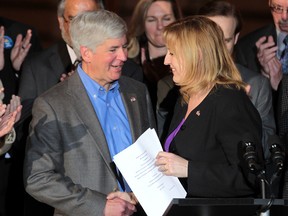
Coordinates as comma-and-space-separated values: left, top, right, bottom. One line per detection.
155, 16, 264, 198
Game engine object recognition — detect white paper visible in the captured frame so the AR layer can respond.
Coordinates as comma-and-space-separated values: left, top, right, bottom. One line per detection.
113, 128, 187, 216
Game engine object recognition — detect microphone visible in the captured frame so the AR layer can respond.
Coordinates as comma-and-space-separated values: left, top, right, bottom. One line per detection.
241, 133, 259, 173
268, 135, 285, 173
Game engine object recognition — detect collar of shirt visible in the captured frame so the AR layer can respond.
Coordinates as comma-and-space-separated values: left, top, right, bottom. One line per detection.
66, 44, 77, 64
77, 63, 119, 97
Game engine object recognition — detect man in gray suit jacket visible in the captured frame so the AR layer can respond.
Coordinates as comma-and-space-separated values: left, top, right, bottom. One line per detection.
24, 10, 156, 216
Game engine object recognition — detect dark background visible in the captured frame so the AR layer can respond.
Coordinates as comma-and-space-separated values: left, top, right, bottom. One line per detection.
0, 0, 272, 48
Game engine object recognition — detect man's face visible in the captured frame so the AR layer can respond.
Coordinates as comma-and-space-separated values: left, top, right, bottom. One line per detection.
208, 15, 239, 54
58, 0, 99, 46
269, 0, 288, 33
86, 35, 128, 88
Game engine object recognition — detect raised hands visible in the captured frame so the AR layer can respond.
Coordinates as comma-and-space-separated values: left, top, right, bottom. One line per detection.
0, 26, 32, 72
256, 35, 283, 90
0, 94, 22, 138
10, 29, 32, 71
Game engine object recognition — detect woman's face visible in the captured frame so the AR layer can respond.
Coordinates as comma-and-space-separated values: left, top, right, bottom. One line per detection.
144, 1, 175, 48
164, 48, 184, 84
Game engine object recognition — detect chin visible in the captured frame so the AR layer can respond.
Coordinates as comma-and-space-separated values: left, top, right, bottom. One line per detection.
112, 73, 122, 81
172, 76, 179, 84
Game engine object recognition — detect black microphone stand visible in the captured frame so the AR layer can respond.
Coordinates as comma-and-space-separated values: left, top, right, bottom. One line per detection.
242, 141, 272, 216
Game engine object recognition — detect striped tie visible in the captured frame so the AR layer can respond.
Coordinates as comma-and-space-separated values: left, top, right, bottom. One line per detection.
281, 36, 288, 74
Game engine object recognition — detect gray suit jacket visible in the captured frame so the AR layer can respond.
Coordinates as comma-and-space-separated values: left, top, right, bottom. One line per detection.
236, 64, 276, 159
23, 72, 156, 216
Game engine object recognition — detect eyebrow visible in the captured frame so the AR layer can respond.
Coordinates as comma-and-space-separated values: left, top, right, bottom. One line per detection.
146, 14, 173, 18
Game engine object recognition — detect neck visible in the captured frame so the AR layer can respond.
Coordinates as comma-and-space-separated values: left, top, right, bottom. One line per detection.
82, 63, 111, 91
185, 88, 212, 119
148, 42, 167, 60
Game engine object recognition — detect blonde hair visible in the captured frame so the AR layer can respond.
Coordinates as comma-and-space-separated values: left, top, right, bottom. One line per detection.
163, 15, 246, 103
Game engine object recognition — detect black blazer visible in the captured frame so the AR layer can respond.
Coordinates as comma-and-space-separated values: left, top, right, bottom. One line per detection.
167, 85, 263, 198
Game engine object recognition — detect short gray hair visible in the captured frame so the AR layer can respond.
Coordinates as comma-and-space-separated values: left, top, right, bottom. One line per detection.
70, 10, 127, 59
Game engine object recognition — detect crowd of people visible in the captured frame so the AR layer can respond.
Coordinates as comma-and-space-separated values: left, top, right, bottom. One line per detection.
0, 0, 288, 215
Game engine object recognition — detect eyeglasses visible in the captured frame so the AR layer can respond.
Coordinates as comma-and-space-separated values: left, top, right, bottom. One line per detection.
270, 4, 288, 14
62, 15, 74, 23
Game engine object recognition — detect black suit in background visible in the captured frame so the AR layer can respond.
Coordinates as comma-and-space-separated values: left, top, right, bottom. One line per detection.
0, 17, 42, 216
234, 23, 288, 198
234, 24, 281, 132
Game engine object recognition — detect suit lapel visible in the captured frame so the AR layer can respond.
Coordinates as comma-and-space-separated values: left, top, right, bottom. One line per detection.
66, 73, 113, 169
119, 78, 143, 142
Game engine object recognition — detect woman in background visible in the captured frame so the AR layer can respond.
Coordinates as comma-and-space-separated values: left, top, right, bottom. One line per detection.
127, 0, 182, 113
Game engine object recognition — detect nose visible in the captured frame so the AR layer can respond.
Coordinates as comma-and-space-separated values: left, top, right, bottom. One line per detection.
281, 10, 288, 20
164, 53, 170, 65
118, 48, 127, 61
157, 19, 164, 30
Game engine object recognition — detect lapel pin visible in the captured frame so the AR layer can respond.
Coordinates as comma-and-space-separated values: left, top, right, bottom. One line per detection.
196, 110, 200, 116
130, 97, 136, 102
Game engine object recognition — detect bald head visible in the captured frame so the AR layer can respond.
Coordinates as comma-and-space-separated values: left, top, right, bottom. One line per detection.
58, 0, 103, 46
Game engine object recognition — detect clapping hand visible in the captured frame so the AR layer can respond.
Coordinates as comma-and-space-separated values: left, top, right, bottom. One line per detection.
256, 35, 282, 90
0, 26, 32, 72
0, 95, 22, 137
10, 29, 32, 71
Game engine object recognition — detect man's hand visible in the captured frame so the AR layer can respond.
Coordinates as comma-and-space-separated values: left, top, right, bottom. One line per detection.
10, 29, 32, 71
60, 71, 75, 82
104, 191, 137, 216
256, 36, 278, 77
266, 57, 283, 90
6, 95, 22, 123
256, 35, 283, 90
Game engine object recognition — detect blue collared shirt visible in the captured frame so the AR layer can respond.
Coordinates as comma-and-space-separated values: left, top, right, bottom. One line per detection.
77, 64, 132, 191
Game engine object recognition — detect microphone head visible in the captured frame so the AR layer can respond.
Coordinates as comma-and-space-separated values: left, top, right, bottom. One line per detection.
268, 135, 285, 171
241, 133, 258, 172
268, 134, 284, 147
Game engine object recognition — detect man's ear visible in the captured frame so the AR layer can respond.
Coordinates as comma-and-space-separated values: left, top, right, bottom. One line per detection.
57, 16, 63, 31
80, 46, 92, 63
234, 32, 240, 45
